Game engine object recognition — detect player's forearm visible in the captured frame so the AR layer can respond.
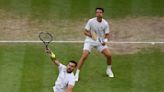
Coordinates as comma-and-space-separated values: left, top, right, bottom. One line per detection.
65, 88, 72, 92
47, 51, 60, 66
51, 58, 60, 66
102, 33, 110, 45
45, 48, 60, 66
84, 30, 92, 38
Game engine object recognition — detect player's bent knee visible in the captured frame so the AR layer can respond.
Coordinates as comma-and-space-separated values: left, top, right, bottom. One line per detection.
104, 53, 111, 58
83, 50, 90, 56
102, 49, 112, 57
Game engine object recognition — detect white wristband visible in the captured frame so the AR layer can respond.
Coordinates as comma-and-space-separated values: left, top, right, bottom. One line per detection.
104, 39, 108, 42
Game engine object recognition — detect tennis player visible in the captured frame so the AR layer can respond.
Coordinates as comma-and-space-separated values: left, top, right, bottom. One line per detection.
46, 48, 77, 92
75, 7, 114, 81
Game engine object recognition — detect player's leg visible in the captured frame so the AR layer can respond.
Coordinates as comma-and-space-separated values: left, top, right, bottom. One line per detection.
102, 48, 114, 77
102, 48, 112, 65
75, 50, 90, 81
75, 42, 92, 81
77, 50, 90, 70
98, 46, 114, 77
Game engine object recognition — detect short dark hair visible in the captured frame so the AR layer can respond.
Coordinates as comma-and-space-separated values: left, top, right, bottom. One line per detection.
96, 7, 104, 13
69, 60, 77, 67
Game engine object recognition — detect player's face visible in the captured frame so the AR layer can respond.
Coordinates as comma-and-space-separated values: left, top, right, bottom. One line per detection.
66, 62, 76, 73
96, 9, 103, 18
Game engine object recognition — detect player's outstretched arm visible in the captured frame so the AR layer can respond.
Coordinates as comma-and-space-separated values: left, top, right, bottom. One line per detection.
45, 48, 60, 66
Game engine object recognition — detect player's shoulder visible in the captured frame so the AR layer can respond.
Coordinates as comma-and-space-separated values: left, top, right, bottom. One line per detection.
88, 17, 97, 22
102, 18, 109, 25
59, 63, 66, 69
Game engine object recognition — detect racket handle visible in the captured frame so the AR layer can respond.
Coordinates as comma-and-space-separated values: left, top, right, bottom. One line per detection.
45, 45, 49, 50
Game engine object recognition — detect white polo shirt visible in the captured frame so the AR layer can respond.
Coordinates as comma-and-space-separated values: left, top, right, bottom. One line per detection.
84, 17, 110, 43
53, 63, 75, 92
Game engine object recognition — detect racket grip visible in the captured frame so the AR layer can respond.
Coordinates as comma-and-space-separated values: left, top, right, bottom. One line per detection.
45, 45, 48, 50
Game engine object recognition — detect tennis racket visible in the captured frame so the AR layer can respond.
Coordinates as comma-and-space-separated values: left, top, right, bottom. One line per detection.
39, 32, 53, 50
91, 30, 106, 45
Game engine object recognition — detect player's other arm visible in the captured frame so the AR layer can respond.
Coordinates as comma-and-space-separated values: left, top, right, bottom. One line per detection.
45, 48, 60, 66
84, 29, 92, 38
65, 85, 74, 92
84, 19, 93, 38
84, 29, 97, 41
104, 22, 110, 42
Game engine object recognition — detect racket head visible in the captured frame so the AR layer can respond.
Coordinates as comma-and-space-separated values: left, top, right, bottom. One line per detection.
39, 32, 53, 49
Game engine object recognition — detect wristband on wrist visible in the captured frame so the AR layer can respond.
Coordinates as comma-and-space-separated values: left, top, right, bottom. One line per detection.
104, 38, 108, 42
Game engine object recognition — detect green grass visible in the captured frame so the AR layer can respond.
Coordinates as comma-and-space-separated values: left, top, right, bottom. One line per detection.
0, 0, 163, 20
0, 0, 164, 92
0, 43, 163, 92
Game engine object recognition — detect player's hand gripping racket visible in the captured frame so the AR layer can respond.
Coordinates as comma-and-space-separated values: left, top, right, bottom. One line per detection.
39, 32, 53, 50
91, 31, 106, 46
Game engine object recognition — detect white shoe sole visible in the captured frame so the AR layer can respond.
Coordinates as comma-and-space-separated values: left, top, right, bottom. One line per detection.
106, 69, 114, 78
107, 73, 114, 77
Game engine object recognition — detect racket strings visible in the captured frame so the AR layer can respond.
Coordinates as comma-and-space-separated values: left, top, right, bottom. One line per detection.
40, 34, 51, 42
39, 33, 52, 42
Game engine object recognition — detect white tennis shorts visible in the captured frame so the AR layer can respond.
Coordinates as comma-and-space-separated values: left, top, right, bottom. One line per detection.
83, 41, 108, 52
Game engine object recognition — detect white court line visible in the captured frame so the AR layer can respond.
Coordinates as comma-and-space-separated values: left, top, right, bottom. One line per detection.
0, 40, 164, 44
0, 41, 83, 43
